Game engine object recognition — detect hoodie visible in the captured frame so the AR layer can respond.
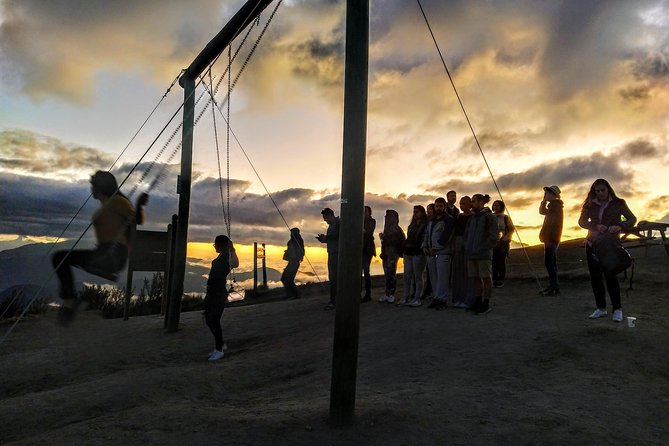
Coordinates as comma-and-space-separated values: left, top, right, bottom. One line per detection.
463, 207, 499, 260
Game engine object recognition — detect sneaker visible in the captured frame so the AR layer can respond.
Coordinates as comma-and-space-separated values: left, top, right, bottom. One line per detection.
396, 298, 409, 306
612, 309, 623, 323
407, 298, 422, 307
474, 301, 491, 314
386, 295, 396, 304
588, 308, 607, 319
208, 350, 224, 362
378, 296, 387, 303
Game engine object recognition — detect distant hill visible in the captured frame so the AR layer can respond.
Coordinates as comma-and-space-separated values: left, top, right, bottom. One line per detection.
0, 242, 282, 304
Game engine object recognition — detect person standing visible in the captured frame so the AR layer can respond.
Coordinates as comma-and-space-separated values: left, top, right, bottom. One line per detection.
578, 179, 636, 322
464, 194, 499, 314
378, 210, 406, 303
446, 190, 460, 220
451, 196, 475, 308
400, 205, 427, 307
52, 171, 148, 326
361, 206, 376, 303
491, 200, 514, 288
281, 228, 305, 300
421, 203, 436, 300
539, 185, 564, 295
204, 235, 239, 362
422, 197, 455, 310
316, 208, 340, 310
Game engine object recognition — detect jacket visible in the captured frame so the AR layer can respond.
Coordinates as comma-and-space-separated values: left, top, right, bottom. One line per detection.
463, 207, 499, 260
422, 213, 455, 255
380, 227, 406, 261
404, 221, 426, 256
539, 199, 564, 244
578, 197, 636, 243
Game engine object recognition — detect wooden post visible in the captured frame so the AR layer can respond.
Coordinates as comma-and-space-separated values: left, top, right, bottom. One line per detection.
166, 77, 195, 333
330, 0, 369, 426
261, 242, 268, 289
168, 0, 274, 332
253, 242, 258, 292
123, 269, 133, 321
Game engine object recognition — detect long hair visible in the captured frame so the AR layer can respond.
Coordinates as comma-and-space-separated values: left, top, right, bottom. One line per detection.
90, 170, 128, 200
492, 200, 506, 213
409, 205, 427, 228
581, 178, 618, 211
383, 209, 400, 234
472, 193, 491, 204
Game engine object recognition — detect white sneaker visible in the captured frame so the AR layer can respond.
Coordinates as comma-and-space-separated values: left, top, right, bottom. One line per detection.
612, 309, 623, 322
386, 295, 395, 304
378, 296, 387, 303
396, 298, 408, 306
208, 350, 224, 362
407, 298, 422, 307
588, 308, 608, 319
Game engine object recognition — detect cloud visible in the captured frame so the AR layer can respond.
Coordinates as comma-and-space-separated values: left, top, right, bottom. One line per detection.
0, 0, 229, 102
0, 129, 114, 177
615, 138, 661, 159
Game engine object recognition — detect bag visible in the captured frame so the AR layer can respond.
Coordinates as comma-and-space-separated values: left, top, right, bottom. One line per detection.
592, 233, 632, 275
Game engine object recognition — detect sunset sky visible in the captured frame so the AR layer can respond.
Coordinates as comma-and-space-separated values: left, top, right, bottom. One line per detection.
1, 0, 668, 278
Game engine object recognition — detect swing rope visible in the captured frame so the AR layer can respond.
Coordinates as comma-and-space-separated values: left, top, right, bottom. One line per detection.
416, 0, 544, 292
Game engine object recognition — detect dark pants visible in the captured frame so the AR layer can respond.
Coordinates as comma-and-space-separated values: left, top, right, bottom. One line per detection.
204, 291, 227, 351
328, 252, 338, 303
52, 244, 128, 301
362, 253, 373, 297
492, 241, 510, 284
281, 260, 301, 298
422, 266, 432, 298
586, 245, 621, 310
544, 243, 559, 289
382, 257, 399, 296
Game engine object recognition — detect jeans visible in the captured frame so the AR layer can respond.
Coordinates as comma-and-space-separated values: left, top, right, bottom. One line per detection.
426, 254, 451, 301
492, 241, 510, 284
328, 252, 338, 303
403, 254, 427, 300
586, 245, 621, 310
52, 243, 128, 301
362, 253, 373, 297
281, 260, 301, 298
544, 243, 559, 289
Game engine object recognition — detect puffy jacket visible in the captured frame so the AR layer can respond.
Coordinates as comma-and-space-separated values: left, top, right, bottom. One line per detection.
463, 207, 499, 260
422, 213, 455, 255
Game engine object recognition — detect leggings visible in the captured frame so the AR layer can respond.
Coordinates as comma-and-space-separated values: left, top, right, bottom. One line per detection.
204, 292, 227, 351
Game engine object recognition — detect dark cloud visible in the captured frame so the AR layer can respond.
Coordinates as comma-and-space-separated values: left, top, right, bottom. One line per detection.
615, 139, 660, 160
632, 52, 669, 82
422, 152, 629, 198
619, 85, 651, 103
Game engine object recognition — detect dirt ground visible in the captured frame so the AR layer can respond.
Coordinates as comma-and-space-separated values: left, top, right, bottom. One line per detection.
1, 247, 668, 445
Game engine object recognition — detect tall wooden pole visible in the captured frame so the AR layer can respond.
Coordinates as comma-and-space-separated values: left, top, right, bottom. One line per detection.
330, 0, 369, 426
167, 0, 273, 331
166, 77, 195, 332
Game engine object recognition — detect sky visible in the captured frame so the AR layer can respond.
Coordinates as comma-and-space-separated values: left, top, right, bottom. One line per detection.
1, 0, 668, 277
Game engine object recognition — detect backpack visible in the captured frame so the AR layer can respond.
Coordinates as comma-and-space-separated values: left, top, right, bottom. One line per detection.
592, 233, 633, 275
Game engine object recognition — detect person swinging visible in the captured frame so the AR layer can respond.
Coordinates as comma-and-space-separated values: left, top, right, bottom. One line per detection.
52, 171, 149, 325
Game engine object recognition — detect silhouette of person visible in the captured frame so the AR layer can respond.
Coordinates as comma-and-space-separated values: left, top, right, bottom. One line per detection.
281, 228, 305, 300
579, 178, 636, 323
205, 234, 239, 362
52, 171, 148, 325
539, 185, 564, 295
316, 207, 340, 310
361, 206, 376, 303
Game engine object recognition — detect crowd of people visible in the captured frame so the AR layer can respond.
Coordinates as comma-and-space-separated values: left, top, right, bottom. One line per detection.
302, 179, 636, 323
51, 172, 637, 362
